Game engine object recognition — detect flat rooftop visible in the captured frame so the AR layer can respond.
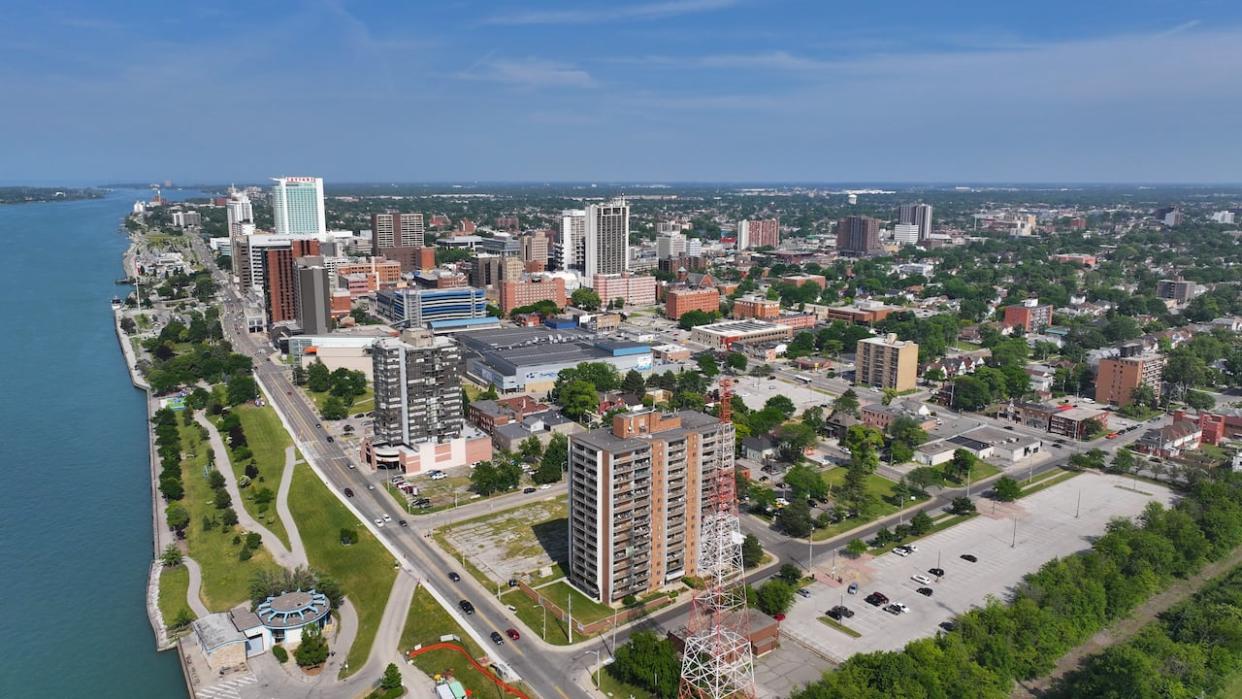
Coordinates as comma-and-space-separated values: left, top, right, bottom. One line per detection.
456, 326, 650, 376
692, 320, 786, 336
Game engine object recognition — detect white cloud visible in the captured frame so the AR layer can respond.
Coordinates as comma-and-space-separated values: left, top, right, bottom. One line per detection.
484, 0, 739, 26
464, 59, 597, 89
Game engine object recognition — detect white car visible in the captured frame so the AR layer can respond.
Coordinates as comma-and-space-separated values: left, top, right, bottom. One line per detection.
893, 547, 912, 557
911, 574, 932, 585
382, 513, 392, 522
374, 518, 384, 527
539, 484, 551, 490
429, 471, 447, 481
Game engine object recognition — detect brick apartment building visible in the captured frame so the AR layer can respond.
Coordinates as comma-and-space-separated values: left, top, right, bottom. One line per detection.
1095, 353, 1166, 407
665, 287, 720, 319
498, 276, 567, 314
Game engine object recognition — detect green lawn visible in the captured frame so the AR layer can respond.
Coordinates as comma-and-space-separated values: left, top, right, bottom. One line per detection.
818, 616, 862, 638
870, 513, 977, 554
499, 589, 576, 645
813, 468, 928, 541
401, 587, 517, 699
535, 580, 614, 624
288, 462, 398, 678
225, 404, 292, 549
308, 385, 374, 418
178, 419, 282, 611
1017, 468, 1080, 498
597, 669, 654, 699
158, 564, 195, 634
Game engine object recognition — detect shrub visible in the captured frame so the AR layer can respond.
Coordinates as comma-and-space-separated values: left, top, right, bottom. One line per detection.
271, 645, 288, 663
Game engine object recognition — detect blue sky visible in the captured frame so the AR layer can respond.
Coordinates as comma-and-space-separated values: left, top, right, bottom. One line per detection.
3, 0, 1241, 184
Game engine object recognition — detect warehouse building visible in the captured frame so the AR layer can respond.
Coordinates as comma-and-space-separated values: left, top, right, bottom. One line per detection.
456, 326, 653, 393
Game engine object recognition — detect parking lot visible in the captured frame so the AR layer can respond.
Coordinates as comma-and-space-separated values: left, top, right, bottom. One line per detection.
440, 496, 568, 584
780, 472, 1176, 661
732, 375, 833, 414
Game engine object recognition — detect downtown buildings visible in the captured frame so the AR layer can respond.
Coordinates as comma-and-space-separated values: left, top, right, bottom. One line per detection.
898, 203, 934, 241
567, 409, 735, 603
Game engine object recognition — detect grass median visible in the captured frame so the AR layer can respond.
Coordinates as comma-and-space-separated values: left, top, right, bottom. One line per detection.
288, 462, 398, 678
226, 404, 292, 549
818, 615, 862, 638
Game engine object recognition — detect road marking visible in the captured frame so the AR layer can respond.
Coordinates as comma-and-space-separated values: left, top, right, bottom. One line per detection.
555, 687, 571, 699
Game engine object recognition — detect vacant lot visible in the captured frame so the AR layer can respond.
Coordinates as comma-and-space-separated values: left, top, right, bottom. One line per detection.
781, 472, 1176, 662
811, 467, 927, 540
441, 497, 568, 584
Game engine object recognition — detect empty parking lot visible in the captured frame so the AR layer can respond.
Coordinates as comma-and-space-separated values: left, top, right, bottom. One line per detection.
781, 472, 1176, 661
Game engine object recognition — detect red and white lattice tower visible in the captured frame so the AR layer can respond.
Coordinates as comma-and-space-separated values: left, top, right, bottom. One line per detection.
679, 377, 755, 699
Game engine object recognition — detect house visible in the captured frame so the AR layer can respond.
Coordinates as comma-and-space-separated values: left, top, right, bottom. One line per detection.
468, 395, 552, 435
1136, 419, 1203, 458
492, 413, 582, 452
598, 390, 643, 415
923, 352, 988, 380
742, 436, 778, 462
824, 410, 861, 440
1025, 364, 1055, 394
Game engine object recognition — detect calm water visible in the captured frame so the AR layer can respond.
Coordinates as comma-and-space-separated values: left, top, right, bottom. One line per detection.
0, 189, 200, 696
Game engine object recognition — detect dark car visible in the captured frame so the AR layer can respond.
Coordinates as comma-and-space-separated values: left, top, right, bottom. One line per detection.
355, 413, 366, 419
490, 631, 504, 645
508, 578, 519, 588
916, 587, 934, 597
928, 567, 945, 577
326, 436, 334, 443
506, 628, 521, 641
939, 620, 958, 632
864, 592, 889, 606
523, 487, 537, 494
960, 554, 978, 563
459, 600, 474, 615
343, 487, 355, 498
826, 605, 854, 620
448, 572, 461, 582
398, 519, 408, 528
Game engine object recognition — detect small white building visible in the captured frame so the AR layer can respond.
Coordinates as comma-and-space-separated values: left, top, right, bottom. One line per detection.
914, 441, 957, 466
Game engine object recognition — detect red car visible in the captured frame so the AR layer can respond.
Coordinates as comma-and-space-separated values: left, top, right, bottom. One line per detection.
1106, 432, 1120, 439
505, 628, 521, 641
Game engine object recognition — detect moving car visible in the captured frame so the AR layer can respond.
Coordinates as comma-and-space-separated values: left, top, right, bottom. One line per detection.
506, 628, 521, 641
490, 631, 504, 645
326, 436, 334, 443
826, 605, 854, 620
911, 574, 932, 585
916, 587, 934, 597
847, 582, 859, 595
374, 519, 384, 527
459, 600, 474, 615
382, 513, 392, 522
344, 488, 354, 497
448, 572, 461, 582
796, 588, 811, 599
960, 554, 978, 563
398, 520, 408, 528
523, 487, 537, 494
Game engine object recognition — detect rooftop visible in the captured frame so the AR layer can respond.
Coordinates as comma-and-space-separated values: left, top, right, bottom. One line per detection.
456, 327, 650, 376
255, 589, 331, 630
691, 320, 786, 336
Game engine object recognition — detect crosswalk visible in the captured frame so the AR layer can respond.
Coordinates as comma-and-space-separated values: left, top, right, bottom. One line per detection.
195, 673, 257, 699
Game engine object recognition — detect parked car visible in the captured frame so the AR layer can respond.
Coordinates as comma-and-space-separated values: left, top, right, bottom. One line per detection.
939, 620, 958, 632
916, 587, 934, 597
796, 588, 811, 599
429, 471, 447, 481
448, 572, 461, 582
490, 631, 504, 645
459, 600, 474, 615
865, 592, 889, 606
523, 487, 537, 494
826, 605, 854, 620
911, 574, 932, 585
344, 487, 355, 497
928, 567, 945, 578
960, 554, 978, 563
884, 603, 908, 615
506, 628, 521, 641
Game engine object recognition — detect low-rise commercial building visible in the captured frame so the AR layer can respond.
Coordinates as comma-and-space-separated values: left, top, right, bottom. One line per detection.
457, 327, 653, 393
732, 296, 781, 320
374, 287, 489, 328
689, 320, 793, 350
1048, 406, 1109, 440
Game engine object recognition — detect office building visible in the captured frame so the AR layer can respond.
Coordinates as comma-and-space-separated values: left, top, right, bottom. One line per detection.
591, 273, 656, 307
333, 257, 403, 293
898, 203, 933, 241
856, 334, 919, 391
171, 210, 202, 228
271, 177, 326, 236
737, 218, 779, 250
560, 209, 587, 271
568, 410, 735, 603
498, 276, 567, 315
731, 296, 781, 320
226, 187, 254, 232
374, 287, 489, 328
585, 199, 629, 278
893, 223, 920, 245
1002, 299, 1054, 333
665, 287, 720, 320
362, 329, 491, 474
294, 260, 333, 335
471, 254, 525, 289
657, 232, 687, 260
1096, 354, 1166, 407
835, 216, 882, 256
457, 326, 652, 393
521, 231, 551, 268
1156, 278, 1203, 303
689, 320, 793, 350
371, 212, 425, 251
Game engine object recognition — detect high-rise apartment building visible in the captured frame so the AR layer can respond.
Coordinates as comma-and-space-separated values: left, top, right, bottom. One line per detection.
372, 330, 464, 447
898, 203, 934, 241
1156, 278, 1202, 303
657, 232, 687, 260
371, 212, 425, 251
294, 259, 333, 335
856, 334, 919, 391
737, 218, 779, 250
271, 177, 326, 236
226, 187, 254, 232
568, 410, 735, 603
893, 223, 920, 245
520, 231, 550, 267
559, 209, 587, 271
835, 216, 882, 256
471, 254, 525, 288
1096, 354, 1166, 407
1002, 299, 1054, 333
585, 199, 629, 278
262, 239, 321, 325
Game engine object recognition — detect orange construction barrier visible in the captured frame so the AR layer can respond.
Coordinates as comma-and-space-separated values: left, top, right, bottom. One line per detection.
406, 642, 530, 699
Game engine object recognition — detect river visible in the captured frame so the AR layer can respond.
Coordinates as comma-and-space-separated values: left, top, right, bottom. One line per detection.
0, 188, 203, 696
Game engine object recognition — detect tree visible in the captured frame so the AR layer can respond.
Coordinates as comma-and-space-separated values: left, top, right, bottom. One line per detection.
993, 476, 1022, 502
1186, 389, 1216, 411
677, 309, 719, 330
570, 287, 601, 311
534, 433, 567, 484
833, 389, 860, 417
776, 500, 814, 538
380, 663, 402, 691
306, 361, 331, 393
1110, 448, 1136, 475
291, 365, 307, 386
294, 625, 329, 667
558, 380, 599, 421
948, 496, 976, 515
339, 528, 359, 545
621, 369, 646, 396
777, 423, 818, 463
765, 394, 796, 420
778, 563, 803, 584
518, 436, 543, 462
783, 462, 828, 501
726, 352, 748, 372
755, 579, 796, 616
909, 510, 933, 535
609, 631, 681, 699
923, 367, 946, 385
697, 353, 720, 377
951, 375, 992, 411
742, 534, 763, 568
845, 538, 868, 557
226, 374, 258, 406
160, 543, 183, 567
166, 503, 190, 536
946, 449, 976, 482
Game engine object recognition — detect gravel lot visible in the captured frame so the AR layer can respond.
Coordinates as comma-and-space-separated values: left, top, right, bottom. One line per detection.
780, 472, 1176, 661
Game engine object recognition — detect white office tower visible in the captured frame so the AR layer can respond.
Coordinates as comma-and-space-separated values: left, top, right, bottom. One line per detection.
1211, 211, 1236, 225
893, 223, 920, 245
226, 187, 254, 231
584, 199, 629, 278
898, 203, 934, 241
271, 177, 327, 236
687, 237, 703, 257
657, 231, 687, 260
560, 209, 587, 271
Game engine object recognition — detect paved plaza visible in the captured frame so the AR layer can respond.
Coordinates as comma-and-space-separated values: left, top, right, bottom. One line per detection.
780, 472, 1176, 661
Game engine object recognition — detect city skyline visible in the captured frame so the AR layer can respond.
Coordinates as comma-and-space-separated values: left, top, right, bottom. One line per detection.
4, 1, 1242, 184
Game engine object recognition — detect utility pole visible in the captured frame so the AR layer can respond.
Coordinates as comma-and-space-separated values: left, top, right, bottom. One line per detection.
611, 606, 618, 654
1011, 517, 1018, 548
568, 594, 573, 644
1075, 488, 1081, 519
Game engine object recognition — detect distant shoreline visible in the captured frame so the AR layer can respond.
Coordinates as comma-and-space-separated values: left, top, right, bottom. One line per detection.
0, 187, 105, 205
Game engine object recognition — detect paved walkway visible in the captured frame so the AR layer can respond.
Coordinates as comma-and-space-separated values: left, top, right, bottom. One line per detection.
182, 556, 212, 617
275, 447, 309, 568
194, 412, 306, 568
